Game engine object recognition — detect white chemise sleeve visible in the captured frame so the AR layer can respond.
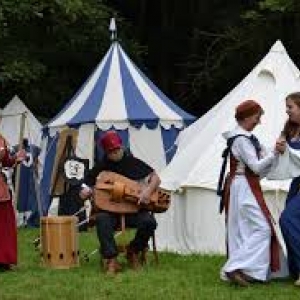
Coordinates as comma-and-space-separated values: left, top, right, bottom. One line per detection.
232, 136, 276, 176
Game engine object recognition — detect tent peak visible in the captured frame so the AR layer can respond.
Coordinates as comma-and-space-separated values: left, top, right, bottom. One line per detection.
109, 17, 117, 41
270, 40, 286, 53
10, 95, 23, 105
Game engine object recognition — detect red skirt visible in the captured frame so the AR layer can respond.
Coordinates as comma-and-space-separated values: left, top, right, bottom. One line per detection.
0, 200, 17, 265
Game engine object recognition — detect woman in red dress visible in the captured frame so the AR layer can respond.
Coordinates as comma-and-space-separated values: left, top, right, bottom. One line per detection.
0, 133, 25, 271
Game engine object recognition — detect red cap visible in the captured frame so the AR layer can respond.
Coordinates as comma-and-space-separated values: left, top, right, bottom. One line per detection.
235, 100, 263, 120
100, 130, 122, 152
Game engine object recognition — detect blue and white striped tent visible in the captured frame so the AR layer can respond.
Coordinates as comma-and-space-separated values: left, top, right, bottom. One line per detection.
40, 41, 195, 213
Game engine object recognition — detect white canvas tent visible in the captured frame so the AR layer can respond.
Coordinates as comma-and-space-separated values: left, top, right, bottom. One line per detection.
157, 40, 300, 254
0, 95, 42, 147
0, 95, 43, 226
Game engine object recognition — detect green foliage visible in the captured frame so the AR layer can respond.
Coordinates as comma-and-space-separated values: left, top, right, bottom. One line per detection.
1, 60, 46, 84
259, 0, 294, 12
242, 10, 262, 20
243, 0, 299, 19
0, 0, 142, 116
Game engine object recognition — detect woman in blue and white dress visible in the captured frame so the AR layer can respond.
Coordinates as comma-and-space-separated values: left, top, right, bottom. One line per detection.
268, 92, 300, 286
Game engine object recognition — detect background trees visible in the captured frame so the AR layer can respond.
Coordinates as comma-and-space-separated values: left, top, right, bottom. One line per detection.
1, 0, 300, 118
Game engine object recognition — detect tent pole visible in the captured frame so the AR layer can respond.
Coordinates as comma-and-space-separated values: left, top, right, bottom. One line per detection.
14, 112, 26, 211
32, 157, 43, 219
92, 124, 96, 167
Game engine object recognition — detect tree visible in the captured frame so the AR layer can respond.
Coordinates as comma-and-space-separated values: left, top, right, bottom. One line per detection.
0, 0, 141, 117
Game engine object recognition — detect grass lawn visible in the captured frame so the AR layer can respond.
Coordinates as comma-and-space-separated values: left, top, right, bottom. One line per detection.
0, 228, 298, 300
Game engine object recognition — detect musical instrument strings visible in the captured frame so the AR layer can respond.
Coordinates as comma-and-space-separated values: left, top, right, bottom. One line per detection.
93, 171, 170, 214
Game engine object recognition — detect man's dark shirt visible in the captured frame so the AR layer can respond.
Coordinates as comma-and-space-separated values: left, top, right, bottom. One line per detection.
85, 152, 153, 187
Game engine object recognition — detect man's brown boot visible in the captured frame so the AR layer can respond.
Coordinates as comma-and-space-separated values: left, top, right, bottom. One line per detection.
140, 247, 148, 265
104, 258, 122, 275
126, 245, 140, 270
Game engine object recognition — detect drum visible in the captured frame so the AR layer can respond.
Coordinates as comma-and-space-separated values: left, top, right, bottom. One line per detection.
40, 216, 79, 269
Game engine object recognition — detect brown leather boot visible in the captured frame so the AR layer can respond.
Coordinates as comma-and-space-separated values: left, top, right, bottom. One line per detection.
140, 247, 148, 265
226, 270, 250, 287
126, 245, 140, 270
103, 258, 122, 275
240, 272, 266, 284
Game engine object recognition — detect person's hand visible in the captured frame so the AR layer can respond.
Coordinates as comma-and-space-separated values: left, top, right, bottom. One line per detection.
274, 137, 286, 154
138, 187, 151, 205
15, 149, 27, 162
79, 186, 92, 200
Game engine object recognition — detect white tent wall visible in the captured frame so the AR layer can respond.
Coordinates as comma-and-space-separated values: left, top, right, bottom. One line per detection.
156, 189, 226, 254
128, 125, 166, 171
158, 40, 300, 253
156, 188, 287, 254
76, 123, 96, 168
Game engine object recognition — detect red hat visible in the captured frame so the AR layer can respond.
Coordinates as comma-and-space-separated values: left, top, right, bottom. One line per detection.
235, 100, 263, 121
100, 130, 122, 152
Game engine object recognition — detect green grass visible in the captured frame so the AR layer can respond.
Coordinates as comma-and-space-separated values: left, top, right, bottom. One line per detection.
0, 229, 298, 300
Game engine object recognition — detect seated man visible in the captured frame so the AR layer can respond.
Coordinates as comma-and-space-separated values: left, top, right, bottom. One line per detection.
79, 130, 160, 275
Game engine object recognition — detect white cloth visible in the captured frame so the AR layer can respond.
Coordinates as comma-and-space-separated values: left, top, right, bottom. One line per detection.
267, 144, 300, 180
221, 126, 278, 281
